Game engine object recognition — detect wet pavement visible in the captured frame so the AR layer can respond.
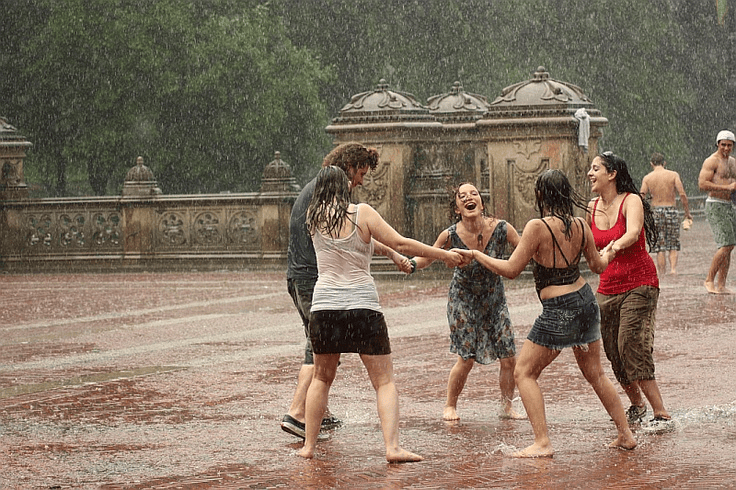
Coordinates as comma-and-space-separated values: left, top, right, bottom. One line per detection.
1, 218, 735, 489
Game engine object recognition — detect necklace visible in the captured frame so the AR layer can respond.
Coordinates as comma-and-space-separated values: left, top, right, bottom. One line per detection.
599, 195, 618, 211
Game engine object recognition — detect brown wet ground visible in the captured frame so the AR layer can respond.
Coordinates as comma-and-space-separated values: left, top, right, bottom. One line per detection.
1, 218, 735, 489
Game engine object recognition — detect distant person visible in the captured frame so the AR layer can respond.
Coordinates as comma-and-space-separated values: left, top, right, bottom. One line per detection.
453, 170, 636, 458
296, 165, 464, 461
282, 143, 411, 440
412, 182, 524, 421
588, 151, 672, 430
640, 152, 692, 275
698, 130, 736, 294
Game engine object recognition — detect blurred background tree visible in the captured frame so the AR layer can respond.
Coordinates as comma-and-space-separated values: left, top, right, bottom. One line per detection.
1, 0, 732, 196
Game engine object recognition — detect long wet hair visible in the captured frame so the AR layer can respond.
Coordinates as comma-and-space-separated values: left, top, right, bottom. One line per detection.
598, 151, 658, 248
306, 165, 354, 237
535, 169, 589, 239
448, 182, 491, 224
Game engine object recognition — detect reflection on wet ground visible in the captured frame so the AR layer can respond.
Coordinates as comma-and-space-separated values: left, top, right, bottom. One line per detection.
1, 219, 735, 488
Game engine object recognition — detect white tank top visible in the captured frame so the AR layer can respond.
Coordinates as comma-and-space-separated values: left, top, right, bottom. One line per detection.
310, 205, 381, 312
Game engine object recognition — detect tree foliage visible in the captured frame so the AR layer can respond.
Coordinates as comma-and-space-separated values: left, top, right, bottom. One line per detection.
1, 0, 733, 195
1, 0, 332, 196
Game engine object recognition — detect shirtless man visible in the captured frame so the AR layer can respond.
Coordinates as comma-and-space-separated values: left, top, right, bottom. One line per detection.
640, 152, 692, 275
698, 130, 736, 294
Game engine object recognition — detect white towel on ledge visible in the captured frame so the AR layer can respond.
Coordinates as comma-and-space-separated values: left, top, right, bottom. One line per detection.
574, 108, 590, 151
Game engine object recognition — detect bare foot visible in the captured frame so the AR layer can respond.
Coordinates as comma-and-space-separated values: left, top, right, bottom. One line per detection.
609, 431, 637, 450
511, 443, 554, 458
670, 270, 677, 275
386, 448, 424, 463
718, 287, 734, 295
296, 446, 315, 459
442, 406, 459, 421
705, 281, 719, 294
499, 407, 526, 420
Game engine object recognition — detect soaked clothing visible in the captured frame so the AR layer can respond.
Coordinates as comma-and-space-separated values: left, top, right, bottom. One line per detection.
310, 204, 389, 355
592, 194, 660, 385
310, 309, 391, 355
286, 177, 319, 362
446, 221, 515, 365
287, 277, 316, 364
528, 283, 601, 350
705, 198, 736, 248
532, 218, 584, 295
591, 194, 659, 295
651, 206, 681, 253
596, 286, 659, 384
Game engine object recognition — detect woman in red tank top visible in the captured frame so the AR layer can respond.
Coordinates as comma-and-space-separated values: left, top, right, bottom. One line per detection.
587, 152, 673, 429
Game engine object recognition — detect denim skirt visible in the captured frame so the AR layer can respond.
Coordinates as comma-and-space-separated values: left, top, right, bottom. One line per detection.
528, 283, 601, 350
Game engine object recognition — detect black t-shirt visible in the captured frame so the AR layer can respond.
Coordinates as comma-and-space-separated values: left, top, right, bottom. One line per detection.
286, 177, 318, 281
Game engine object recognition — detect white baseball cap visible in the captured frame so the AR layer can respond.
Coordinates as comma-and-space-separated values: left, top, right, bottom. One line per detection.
716, 130, 735, 144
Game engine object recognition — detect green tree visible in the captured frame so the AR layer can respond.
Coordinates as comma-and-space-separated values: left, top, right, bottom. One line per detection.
1, 0, 332, 196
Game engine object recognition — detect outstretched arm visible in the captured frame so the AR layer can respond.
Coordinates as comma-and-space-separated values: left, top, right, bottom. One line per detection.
456, 220, 540, 279
373, 239, 413, 274
359, 204, 463, 268
412, 229, 450, 271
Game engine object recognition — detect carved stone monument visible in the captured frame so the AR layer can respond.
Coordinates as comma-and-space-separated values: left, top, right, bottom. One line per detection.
260, 151, 300, 193
326, 68, 607, 243
0, 116, 31, 200
122, 156, 162, 197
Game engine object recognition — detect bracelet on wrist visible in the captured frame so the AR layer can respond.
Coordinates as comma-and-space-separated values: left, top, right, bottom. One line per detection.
409, 258, 417, 274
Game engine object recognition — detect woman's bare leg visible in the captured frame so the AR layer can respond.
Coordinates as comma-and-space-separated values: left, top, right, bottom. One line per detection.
499, 356, 524, 419
296, 353, 340, 459
573, 341, 636, 450
361, 353, 423, 463
512, 340, 560, 458
443, 356, 474, 420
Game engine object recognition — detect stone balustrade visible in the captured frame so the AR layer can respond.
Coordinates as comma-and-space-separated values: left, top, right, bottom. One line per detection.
0, 192, 295, 272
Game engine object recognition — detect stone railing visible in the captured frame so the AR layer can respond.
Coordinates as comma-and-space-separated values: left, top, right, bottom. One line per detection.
0, 192, 296, 273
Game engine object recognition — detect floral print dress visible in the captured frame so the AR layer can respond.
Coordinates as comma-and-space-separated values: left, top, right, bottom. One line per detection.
446, 221, 516, 364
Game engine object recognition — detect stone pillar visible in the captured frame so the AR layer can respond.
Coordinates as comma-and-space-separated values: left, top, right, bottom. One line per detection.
121, 156, 160, 258
122, 156, 162, 197
0, 116, 31, 201
260, 151, 299, 254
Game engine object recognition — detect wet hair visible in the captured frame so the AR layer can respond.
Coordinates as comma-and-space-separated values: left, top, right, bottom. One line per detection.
598, 151, 659, 248
322, 142, 379, 172
650, 152, 665, 166
448, 182, 491, 223
306, 165, 355, 237
534, 169, 589, 239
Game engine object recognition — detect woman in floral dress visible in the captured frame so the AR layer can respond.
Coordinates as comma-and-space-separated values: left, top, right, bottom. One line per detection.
414, 183, 523, 420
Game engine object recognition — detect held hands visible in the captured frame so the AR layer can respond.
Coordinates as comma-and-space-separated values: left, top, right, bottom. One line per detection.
451, 248, 475, 267
392, 252, 414, 275
600, 241, 615, 264
441, 250, 466, 268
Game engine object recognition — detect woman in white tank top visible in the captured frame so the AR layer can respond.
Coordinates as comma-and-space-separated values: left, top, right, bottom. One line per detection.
296, 165, 464, 462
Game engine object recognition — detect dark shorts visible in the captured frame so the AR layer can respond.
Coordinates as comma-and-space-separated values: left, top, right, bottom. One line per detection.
287, 277, 316, 365
528, 283, 601, 350
596, 285, 659, 385
651, 206, 681, 252
309, 309, 392, 356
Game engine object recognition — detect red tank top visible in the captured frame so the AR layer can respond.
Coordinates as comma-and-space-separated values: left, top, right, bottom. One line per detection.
591, 194, 659, 295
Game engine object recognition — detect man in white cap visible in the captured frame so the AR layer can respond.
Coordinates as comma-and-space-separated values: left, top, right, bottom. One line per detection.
698, 130, 736, 293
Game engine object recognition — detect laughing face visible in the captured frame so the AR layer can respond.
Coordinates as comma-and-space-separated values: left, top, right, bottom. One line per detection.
455, 183, 483, 218
587, 156, 614, 195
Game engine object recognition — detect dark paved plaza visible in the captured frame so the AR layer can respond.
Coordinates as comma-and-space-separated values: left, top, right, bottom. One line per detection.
1, 219, 735, 489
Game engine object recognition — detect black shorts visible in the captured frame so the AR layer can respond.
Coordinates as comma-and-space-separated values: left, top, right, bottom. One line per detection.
309, 309, 391, 356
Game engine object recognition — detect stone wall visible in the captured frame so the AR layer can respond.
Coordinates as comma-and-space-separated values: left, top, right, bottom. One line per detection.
0, 193, 295, 273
